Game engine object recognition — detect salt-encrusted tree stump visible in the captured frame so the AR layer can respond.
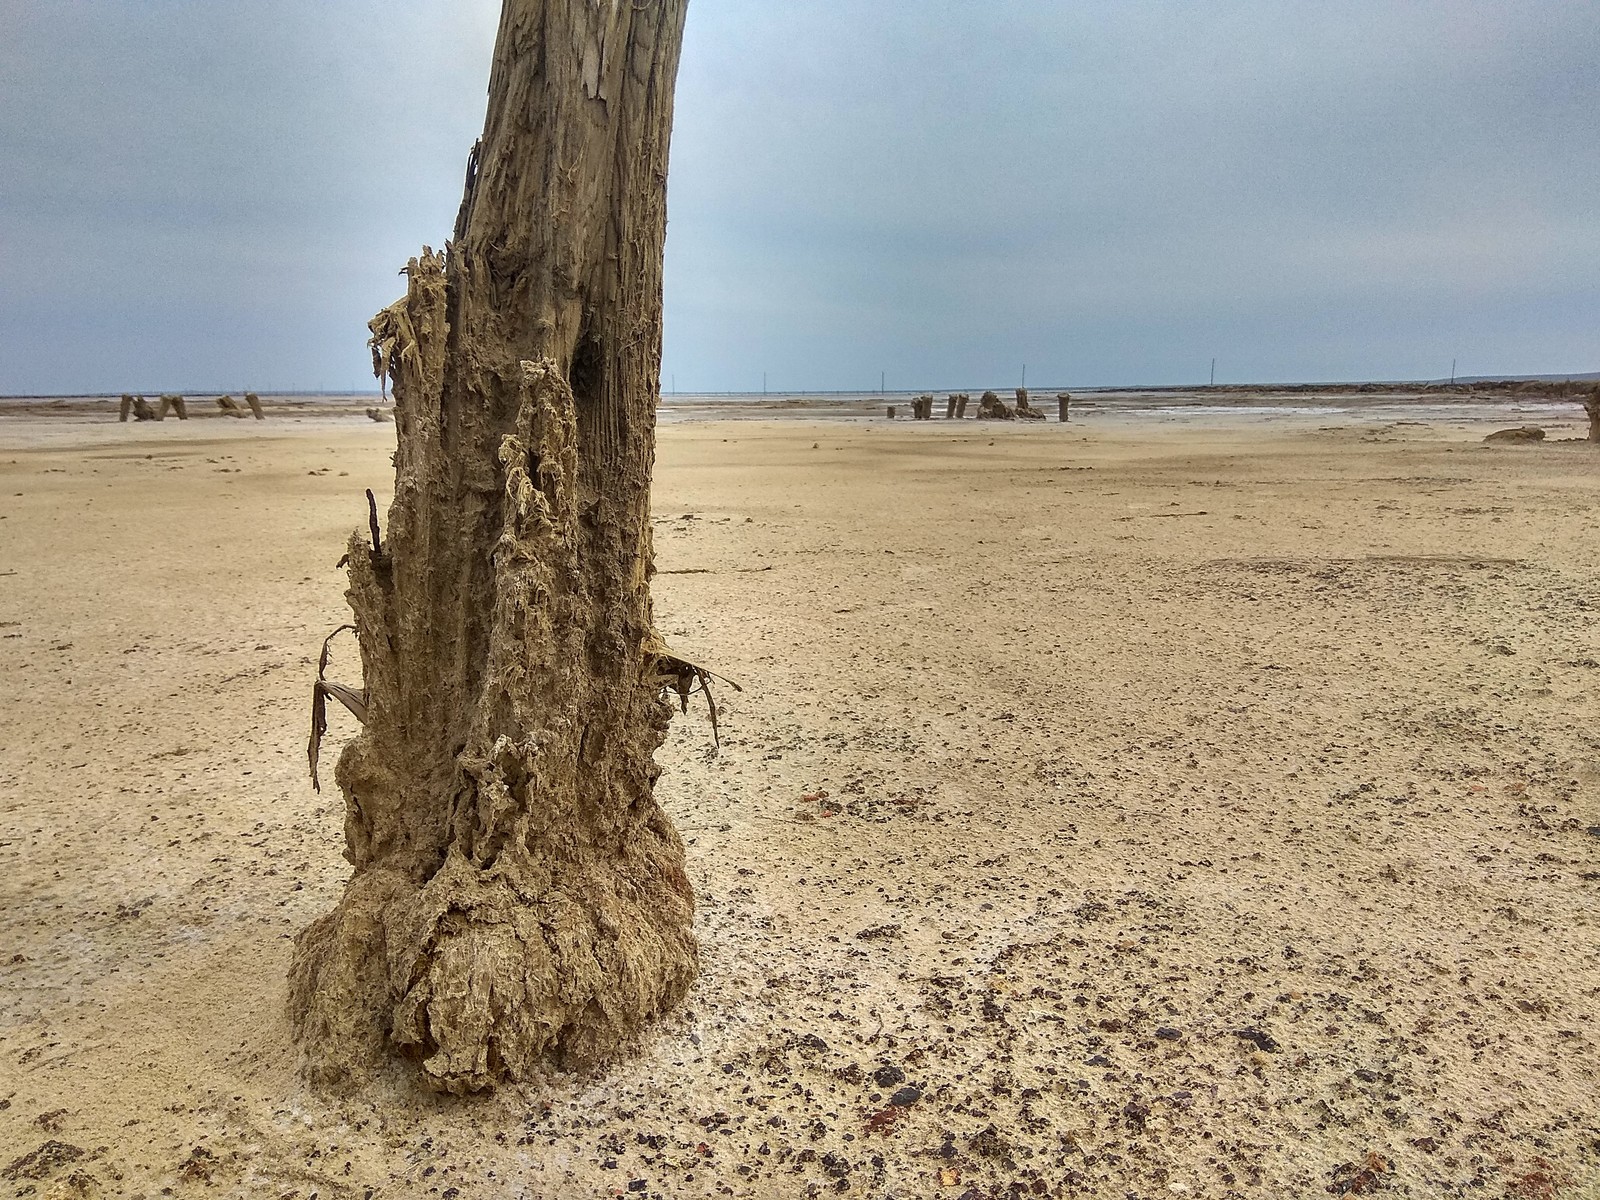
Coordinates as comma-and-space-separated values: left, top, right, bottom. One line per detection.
289, 0, 696, 1094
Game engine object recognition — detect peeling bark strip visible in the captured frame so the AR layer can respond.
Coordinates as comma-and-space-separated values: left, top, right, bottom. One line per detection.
288, 0, 696, 1094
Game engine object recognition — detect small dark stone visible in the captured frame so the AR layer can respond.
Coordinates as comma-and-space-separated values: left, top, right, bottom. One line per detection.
855, 923, 902, 940
1234, 1027, 1280, 1053
1085, 1054, 1111, 1067
871, 1064, 905, 1088
889, 1086, 922, 1108
968, 1125, 1011, 1159
1354, 1068, 1383, 1083
628, 1181, 648, 1193
1123, 1101, 1150, 1132
1155, 1026, 1183, 1041
798, 1034, 828, 1052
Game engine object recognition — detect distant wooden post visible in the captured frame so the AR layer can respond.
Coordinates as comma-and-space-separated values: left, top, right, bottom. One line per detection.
119, 394, 133, 422
887, 405, 896, 419
956, 394, 968, 419
159, 394, 188, 420
217, 395, 246, 418
1057, 392, 1071, 422
244, 392, 264, 420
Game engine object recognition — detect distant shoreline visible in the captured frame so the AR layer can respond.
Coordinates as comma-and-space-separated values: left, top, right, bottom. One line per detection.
3, 372, 1596, 407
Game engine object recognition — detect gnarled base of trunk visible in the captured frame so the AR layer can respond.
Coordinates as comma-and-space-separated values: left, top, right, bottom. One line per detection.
287, 809, 695, 1093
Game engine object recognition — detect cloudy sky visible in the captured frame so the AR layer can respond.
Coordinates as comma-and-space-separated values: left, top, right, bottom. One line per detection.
2, 0, 1596, 395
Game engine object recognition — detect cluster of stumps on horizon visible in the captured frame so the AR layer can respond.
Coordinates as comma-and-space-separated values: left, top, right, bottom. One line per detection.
886, 387, 1068, 422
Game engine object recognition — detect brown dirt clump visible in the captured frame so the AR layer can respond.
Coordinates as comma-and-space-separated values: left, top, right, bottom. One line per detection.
1483, 425, 1546, 443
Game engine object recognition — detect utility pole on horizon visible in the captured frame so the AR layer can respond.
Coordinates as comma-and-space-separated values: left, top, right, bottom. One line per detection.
1450, 358, 1457, 384
1210, 358, 1216, 387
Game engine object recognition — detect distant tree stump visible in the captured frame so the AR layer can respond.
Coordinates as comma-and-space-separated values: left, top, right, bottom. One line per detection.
1015, 388, 1044, 420
977, 390, 1015, 420
119, 394, 134, 422
1584, 387, 1600, 443
945, 395, 957, 419
956, 394, 969, 419
244, 392, 264, 420
887, 405, 896, 419
159, 394, 187, 420
131, 396, 158, 421
1057, 392, 1071, 422
217, 395, 246, 418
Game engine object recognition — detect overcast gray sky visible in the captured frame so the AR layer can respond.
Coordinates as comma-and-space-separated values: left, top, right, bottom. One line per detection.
2, 1, 1596, 394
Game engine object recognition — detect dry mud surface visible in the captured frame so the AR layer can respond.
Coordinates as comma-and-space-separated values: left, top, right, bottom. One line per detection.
1, 409, 1598, 1199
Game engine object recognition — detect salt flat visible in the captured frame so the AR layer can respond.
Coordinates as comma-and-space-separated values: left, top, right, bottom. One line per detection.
1, 405, 1597, 1198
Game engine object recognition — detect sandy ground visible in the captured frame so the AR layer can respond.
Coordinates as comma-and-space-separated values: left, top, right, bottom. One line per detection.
2, 405, 1598, 1199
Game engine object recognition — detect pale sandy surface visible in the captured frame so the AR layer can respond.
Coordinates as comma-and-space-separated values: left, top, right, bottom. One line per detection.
2, 408, 1598, 1199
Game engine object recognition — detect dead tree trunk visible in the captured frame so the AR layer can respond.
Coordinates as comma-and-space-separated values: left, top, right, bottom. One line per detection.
1585, 388, 1600, 442
289, 0, 696, 1094
244, 392, 264, 420
119, 394, 133, 422
1057, 392, 1071, 422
